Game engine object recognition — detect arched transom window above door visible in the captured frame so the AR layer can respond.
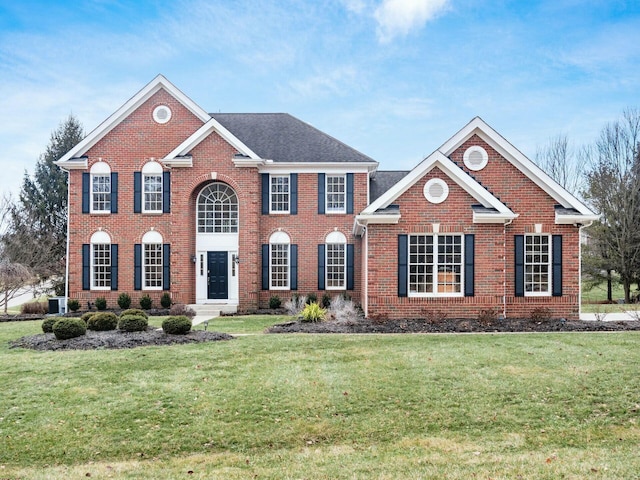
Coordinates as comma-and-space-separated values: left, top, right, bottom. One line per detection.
197, 182, 239, 233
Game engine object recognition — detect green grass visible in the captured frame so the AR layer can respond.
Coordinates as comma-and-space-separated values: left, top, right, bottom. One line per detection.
1, 320, 640, 479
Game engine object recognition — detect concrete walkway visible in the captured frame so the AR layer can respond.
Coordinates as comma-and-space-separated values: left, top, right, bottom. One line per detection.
580, 310, 640, 321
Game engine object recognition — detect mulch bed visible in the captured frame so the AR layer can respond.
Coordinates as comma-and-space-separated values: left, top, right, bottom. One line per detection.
266, 317, 640, 334
10, 327, 233, 351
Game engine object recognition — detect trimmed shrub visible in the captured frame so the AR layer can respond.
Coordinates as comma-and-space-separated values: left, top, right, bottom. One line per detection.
21, 301, 48, 315
95, 297, 107, 311
117, 293, 132, 309
140, 295, 152, 310
321, 293, 331, 309
306, 292, 318, 305
478, 308, 498, 326
269, 295, 282, 309
118, 314, 148, 332
301, 302, 326, 323
160, 292, 172, 308
67, 299, 80, 312
42, 317, 61, 333
87, 312, 117, 331
53, 317, 87, 340
120, 308, 149, 319
530, 307, 552, 322
81, 312, 96, 324
169, 303, 195, 318
87, 312, 118, 331
162, 316, 192, 335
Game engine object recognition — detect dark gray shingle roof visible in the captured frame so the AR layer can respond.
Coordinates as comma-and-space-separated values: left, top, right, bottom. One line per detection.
211, 113, 377, 164
370, 171, 410, 202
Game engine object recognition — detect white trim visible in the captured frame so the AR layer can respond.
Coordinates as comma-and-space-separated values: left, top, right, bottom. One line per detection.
142, 230, 163, 244
269, 231, 291, 244
326, 231, 347, 243
56, 75, 210, 166
555, 212, 600, 225
258, 162, 377, 174
90, 231, 111, 243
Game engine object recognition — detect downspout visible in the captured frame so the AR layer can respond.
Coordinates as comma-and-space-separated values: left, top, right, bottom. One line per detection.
63, 167, 71, 312
577, 221, 594, 319
503, 218, 514, 319
354, 218, 368, 317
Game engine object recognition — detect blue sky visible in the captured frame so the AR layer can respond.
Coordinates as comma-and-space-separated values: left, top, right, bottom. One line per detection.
1, 0, 639, 197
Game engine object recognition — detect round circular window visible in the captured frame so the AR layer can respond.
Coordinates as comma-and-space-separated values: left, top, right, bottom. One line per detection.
152, 105, 172, 124
463, 146, 488, 171
423, 178, 449, 204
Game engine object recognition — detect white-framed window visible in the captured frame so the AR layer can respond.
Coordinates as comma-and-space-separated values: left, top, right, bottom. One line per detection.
90, 162, 111, 213
142, 231, 163, 290
91, 231, 111, 290
409, 234, 463, 296
142, 161, 163, 213
270, 175, 290, 213
326, 175, 346, 213
326, 231, 347, 290
270, 231, 290, 290
525, 235, 550, 295
197, 182, 239, 233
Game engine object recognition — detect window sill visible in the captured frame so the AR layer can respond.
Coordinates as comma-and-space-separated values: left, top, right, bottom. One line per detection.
141, 211, 164, 215
89, 210, 111, 215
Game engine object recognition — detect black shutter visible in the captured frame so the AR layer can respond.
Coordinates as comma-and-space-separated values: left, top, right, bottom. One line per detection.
552, 235, 562, 297
318, 244, 326, 290
464, 234, 475, 297
318, 173, 325, 214
162, 171, 170, 213
110, 173, 118, 214
346, 173, 354, 214
82, 244, 90, 290
347, 244, 354, 290
134, 244, 142, 290
261, 174, 269, 214
262, 244, 269, 290
82, 173, 90, 213
290, 244, 298, 290
110, 244, 118, 291
134, 172, 142, 213
398, 235, 408, 297
290, 173, 298, 215
515, 235, 525, 297
163, 243, 171, 291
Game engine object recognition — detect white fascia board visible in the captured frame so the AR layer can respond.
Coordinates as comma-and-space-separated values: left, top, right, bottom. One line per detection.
163, 118, 260, 161
162, 156, 193, 167
258, 162, 378, 174
56, 157, 88, 170
555, 212, 601, 225
473, 212, 519, 224
439, 117, 597, 217
362, 151, 513, 216
353, 213, 401, 236
56, 75, 210, 165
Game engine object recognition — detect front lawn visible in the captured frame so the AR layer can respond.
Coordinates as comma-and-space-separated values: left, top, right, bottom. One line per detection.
1, 319, 639, 479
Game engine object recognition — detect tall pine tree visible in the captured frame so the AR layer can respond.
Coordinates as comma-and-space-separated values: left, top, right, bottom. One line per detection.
3, 115, 84, 293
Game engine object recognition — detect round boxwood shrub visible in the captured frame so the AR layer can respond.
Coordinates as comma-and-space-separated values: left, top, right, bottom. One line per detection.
162, 316, 192, 335
67, 299, 80, 312
269, 295, 282, 309
81, 312, 96, 324
140, 294, 152, 310
53, 317, 87, 340
118, 314, 148, 332
95, 297, 107, 310
42, 317, 62, 333
160, 292, 172, 308
87, 312, 118, 331
117, 293, 132, 309
120, 308, 149, 319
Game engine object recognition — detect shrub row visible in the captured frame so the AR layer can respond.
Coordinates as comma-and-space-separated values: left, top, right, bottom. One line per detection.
66, 293, 172, 312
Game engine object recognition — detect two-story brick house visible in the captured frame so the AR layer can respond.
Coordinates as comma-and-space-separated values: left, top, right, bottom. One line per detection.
56, 75, 597, 319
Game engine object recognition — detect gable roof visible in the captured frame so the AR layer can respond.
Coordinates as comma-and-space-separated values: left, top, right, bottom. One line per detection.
439, 117, 597, 217
55, 75, 211, 168
211, 113, 378, 164
370, 170, 410, 202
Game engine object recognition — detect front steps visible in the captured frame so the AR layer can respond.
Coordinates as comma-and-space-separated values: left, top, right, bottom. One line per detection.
188, 304, 237, 326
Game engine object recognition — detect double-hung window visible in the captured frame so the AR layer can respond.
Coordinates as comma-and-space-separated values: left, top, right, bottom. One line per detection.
90, 161, 111, 213
269, 231, 290, 290
142, 231, 163, 290
525, 235, 550, 295
142, 161, 163, 213
326, 175, 346, 213
325, 231, 347, 289
90, 231, 112, 290
409, 234, 463, 296
270, 175, 290, 213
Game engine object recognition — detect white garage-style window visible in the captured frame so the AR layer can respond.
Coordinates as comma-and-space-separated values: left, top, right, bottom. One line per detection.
409, 234, 463, 296
142, 161, 163, 213
197, 183, 239, 233
90, 161, 111, 213
91, 231, 112, 290
142, 231, 163, 290
325, 231, 347, 289
270, 231, 290, 290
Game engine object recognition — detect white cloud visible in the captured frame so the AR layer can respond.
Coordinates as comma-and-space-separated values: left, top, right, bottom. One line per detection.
374, 0, 451, 43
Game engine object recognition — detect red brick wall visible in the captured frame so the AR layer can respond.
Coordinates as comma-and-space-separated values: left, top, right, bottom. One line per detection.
366, 136, 581, 320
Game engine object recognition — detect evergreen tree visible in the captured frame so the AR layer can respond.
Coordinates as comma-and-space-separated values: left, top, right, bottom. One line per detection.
3, 115, 84, 292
